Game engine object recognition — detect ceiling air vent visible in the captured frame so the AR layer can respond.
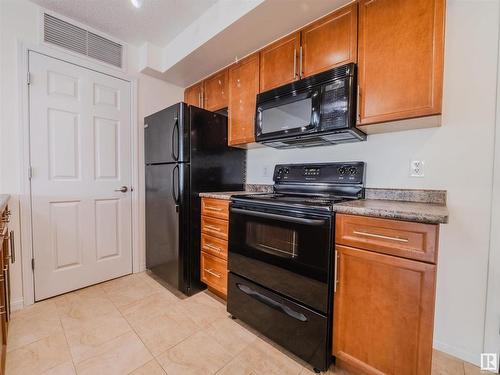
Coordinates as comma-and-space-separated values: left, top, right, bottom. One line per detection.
43, 13, 123, 68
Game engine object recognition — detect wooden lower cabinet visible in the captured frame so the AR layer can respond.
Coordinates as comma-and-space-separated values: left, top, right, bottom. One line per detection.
333, 214, 438, 375
0, 205, 12, 375
200, 197, 229, 298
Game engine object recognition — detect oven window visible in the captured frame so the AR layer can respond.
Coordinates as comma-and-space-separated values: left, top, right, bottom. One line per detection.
246, 222, 298, 258
260, 97, 312, 134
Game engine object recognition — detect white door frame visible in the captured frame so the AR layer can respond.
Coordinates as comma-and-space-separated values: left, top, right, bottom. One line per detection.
18, 42, 142, 306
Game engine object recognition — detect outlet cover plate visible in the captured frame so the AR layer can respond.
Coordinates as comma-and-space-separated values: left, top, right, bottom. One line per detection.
410, 160, 425, 177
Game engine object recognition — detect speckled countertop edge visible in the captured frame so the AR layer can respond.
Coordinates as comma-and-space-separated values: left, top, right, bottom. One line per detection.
199, 187, 449, 224
333, 199, 448, 224
0, 195, 10, 214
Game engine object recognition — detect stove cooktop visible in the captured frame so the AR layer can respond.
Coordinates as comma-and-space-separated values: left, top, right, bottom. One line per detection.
231, 193, 350, 211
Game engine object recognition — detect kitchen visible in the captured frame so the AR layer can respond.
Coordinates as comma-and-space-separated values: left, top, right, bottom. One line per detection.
0, 0, 498, 374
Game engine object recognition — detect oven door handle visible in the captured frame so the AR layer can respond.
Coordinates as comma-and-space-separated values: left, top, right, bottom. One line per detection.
236, 283, 307, 322
231, 208, 327, 226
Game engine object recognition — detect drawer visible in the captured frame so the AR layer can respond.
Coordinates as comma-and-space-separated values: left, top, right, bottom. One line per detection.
201, 198, 229, 220
201, 233, 228, 260
201, 215, 228, 240
201, 251, 227, 296
336, 214, 439, 263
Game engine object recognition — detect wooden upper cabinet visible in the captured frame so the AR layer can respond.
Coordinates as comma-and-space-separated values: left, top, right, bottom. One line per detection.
204, 69, 229, 111
184, 82, 204, 108
334, 245, 436, 375
228, 53, 260, 146
301, 3, 358, 78
259, 32, 300, 92
357, 0, 445, 128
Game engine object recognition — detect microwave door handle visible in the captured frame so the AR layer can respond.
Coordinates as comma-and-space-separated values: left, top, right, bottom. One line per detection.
230, 208, 326, 226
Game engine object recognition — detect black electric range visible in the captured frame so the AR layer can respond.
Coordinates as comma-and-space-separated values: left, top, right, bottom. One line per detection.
227, 162, 365, 373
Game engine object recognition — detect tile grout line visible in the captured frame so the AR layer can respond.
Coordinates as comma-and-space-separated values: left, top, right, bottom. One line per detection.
100, 277, 159, 375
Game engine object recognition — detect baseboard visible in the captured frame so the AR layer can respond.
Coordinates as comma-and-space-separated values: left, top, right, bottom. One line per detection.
433, 339, 481, 367
10, 297, 24, 312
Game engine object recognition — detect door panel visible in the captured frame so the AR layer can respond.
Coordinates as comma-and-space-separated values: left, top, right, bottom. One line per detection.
259, 32, 300, 92
204, 69, 228, 111
29, 51, 132, 300
301, 3, 358, 78
333, 245, 436, 375
184, 82, 203, 108
357, 0, 445, 126
228, 53, 260, 146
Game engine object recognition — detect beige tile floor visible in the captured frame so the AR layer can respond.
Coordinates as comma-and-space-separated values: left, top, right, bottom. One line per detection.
5, 272, 486, 375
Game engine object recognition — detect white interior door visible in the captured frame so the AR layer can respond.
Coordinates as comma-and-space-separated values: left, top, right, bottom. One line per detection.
29, 51, 133, 300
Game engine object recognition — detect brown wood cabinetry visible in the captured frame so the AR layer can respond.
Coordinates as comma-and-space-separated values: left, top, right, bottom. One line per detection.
301, 2, 358, 78
333, 214, 439, 375
184, 81, 204, 108
259, 32, 300, 92
0, 206, 12, 375
357, 0, 445, 131
204, 69, 229, 111
200, 197, 229, 298
228, 53, 260, 146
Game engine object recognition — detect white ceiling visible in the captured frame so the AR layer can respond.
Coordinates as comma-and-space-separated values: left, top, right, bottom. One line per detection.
29, 0, 217, 46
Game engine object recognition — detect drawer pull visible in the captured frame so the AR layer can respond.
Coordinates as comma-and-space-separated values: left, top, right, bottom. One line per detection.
205, 206, 223, 212
205, 225, 222, 232
205, 243, 222, 253
352, 230, 409, 243
204, 268, 221, 278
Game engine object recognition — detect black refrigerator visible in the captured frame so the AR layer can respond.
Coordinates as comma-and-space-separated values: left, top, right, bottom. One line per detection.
145, 103, 246, 296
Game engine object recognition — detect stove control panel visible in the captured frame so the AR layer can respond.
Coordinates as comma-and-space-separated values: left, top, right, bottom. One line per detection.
274, 162, 365, 184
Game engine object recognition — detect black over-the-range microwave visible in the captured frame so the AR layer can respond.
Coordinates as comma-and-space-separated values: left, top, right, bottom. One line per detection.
255, 63, 366, 148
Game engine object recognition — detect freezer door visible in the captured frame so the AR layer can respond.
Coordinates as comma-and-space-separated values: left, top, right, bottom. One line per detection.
144, 103, 189, 164
145, 163, 184, 289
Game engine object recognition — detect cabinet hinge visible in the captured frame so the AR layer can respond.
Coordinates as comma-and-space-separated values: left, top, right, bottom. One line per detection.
31, 258, 35, 270
27, 72, 31, 86
28, 166, 33, 180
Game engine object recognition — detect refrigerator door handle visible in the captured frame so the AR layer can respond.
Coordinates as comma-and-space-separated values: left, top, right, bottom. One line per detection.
171, 117, 179, 161
172, 165, 180, 210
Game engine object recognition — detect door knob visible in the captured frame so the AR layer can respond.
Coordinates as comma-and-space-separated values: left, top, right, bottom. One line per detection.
115, 186, 128, 193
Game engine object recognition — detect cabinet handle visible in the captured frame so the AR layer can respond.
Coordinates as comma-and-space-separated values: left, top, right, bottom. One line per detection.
205, 224, 221, 232
293, 47, 298, 78
334, 250, 339, 293
10, 230, 15, 264
352, 230, 409, 243
357, 85, 361, 123
205, 206, 223, 212
299, 46, 303, 78
205, 243, 222, 253
204, 268, 221, 278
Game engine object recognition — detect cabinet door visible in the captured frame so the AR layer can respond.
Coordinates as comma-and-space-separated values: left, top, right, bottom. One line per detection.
333, 245, 436, 375
204, 69, 228, 111
228, 53, 260, 146
301, 3, 357, 78
259, 32, 300, 92
184, 82, 204, 108
357, 0, 445, 126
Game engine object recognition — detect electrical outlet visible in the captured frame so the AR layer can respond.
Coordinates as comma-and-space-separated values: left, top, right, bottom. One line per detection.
263, 166, 270, 177
410, 160, 425, 177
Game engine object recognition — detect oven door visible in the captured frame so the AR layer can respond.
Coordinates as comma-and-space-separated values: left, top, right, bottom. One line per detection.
255, 87, 321, 142
228, 203, 332, 313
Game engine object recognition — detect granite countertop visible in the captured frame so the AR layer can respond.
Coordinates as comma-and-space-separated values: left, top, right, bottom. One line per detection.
199, 191, 262, 200
199, 187, 449, 224
0, 195, 10, 214
333, 199, 448, 224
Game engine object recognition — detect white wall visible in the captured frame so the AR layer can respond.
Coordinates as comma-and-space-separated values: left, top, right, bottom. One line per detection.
246, 0, 500, 365
0, 0, 183, 309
